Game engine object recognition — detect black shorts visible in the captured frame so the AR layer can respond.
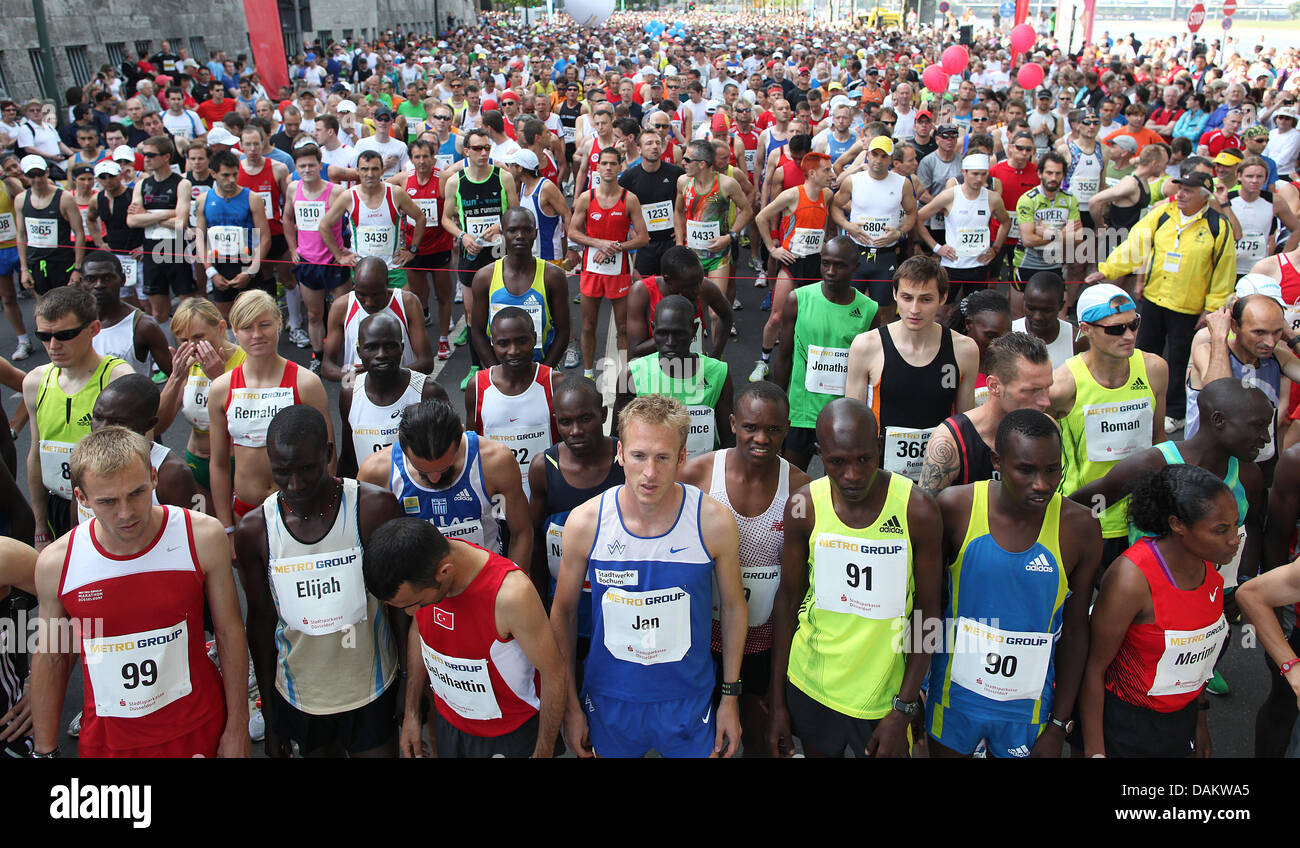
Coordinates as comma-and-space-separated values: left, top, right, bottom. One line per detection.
409, 250, 452, 276
635, 238, 673, 277
1102, 688, 1198, 758
293, 262, 351, 291
456, 249, 497, 290
142, 255, 197, 298
1079, 211, 1095, 232
779, 253, 822, 288
713, 647, 770, 698
943, 264, 988, 304
266, 233, 291, 260
1012, 264, 1063, 292
46, 493, 72, 540
854, 244, 899, 305
783, 425, 817, 459
271, 683, 398, 756
433, 710, 539, 758
211, 270, 276, 303
30, 252, 75, 295
785, 680, 881, 758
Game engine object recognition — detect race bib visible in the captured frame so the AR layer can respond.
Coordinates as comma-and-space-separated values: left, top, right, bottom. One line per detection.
954, 226, 989, 257
812, 532, 909, 619
1235, 232, 1265, 261
40, 439, 76, 499
489, 300, 545, 348
743, 149, 756, 172
268, 546, 368, 635
435, 153, 455, 172
643, 199, 674, 232
686, 405, 716, 458
256, 189, 275, 215
790, 227, 824, 257
858, 215, 892, 239
585, 246, 621, 275
420, 639, 502, 720
294, 200, 325, 232
188, 186, 210, 228
686, 218, 721, 251
1219, 524, 1248, 590
467, 214, 502, 246
804, 344, 850, 396
562, 125, 576, 143
435, 517, 486, 548
1072, 177, 1099, 204
712, 564, 780, 627
602, 586, 691, 665
0, 212, 14, 242
118, 255, 139, 286
208, 225, 246, 259
415, 197, 438, 227
83, 620, 192, 718
882, 426, 932, 481
546, 522, 565, 580
356, 224, 396, 258
183, 370, 211, 432
1148, 616, 1228, 697
25, 217, 56, 249
1081, 398, 1153, 463
1162, 250, 1182, 274
949, 617, 1054, 702
486, 424, 551, 473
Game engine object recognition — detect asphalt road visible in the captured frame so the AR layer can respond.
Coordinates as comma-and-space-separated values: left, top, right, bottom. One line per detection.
8, 243, 1275, 758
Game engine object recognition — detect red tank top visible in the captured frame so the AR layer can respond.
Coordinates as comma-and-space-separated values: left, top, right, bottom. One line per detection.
643, 275, 703, 335
238, 159, 283, 234
734, 130, 759, 176
587, 138, 610, 190
58, 507, 225, 752
415, 547, 541, 737
662, 144, 677, 165
404, 170, 453, 254
539, 150, 560, 187
1278, 253, 1300, 419
779, 153, 805, 193
1105, 538, 1228, 713
584, 189, 632, 276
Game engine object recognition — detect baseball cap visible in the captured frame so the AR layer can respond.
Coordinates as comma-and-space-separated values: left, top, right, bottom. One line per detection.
19, 154, 47, 173
1173, 171, 1213, 192
69, 164, 93, 179
206, 127, 239, 146
1036, 88, 1052, 98
1214, 149, 1243, 166
869, 136, 894, 154
372, 106, 394, 120
1243, 124, 1269, 139
336, 99, 358, 114
1078, 283, 1137, 324
1235, 273, 1286, 308
94, 160, 122, 177
1109, 134, 1138, 154
798, 66, 811, 75
1276, 108, 1298, 120
507, 148, 540, 170
935, 123, 960, 137
112, 145, 137, 162
705, 100, 719, 114
915, 109, 933, 121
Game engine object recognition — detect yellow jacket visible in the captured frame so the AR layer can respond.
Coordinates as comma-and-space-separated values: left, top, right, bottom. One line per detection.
1098, 200, 1236, 315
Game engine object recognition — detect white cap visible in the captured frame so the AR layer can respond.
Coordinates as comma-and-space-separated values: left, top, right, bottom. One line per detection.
18, 154, 47, 173
829, 94, 854, 111
112, 145, 136, 162
961, 154, 990, 170
705, 100, 719, 114
507, 148, 540, 170
206, 127, 239, 146
93, 160, 122, 177
1235, 273, 1287, 308
1078, 283, 1137, 324
292, 136, 318, 150
336, 99, 358, 114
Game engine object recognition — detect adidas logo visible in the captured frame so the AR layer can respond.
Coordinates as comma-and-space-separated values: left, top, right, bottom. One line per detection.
878, 515, 903, 535
77, 413, 93, 427
1006, 745, 1031, 758
453, 490, 475, 503
1025, 553, 1054, 573
849, 307, 862, 318
1129, 377, 1147, 391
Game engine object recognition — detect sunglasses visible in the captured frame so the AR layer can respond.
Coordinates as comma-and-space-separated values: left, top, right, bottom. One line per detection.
937, 131, 959, 138
1094, 317, 1141, 336
1012, 144, 1036, 153
1081, 119, 1100, 125
467, 144, 490, 152
36, 321, 92, 343
971, 117, 988, 122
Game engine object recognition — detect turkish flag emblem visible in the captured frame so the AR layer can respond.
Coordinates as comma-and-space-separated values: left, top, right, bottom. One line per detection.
435, 608, 455, 630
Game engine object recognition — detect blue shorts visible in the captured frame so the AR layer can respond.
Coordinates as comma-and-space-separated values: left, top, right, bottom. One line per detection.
926, 698, 1046, 759
0, 246, 17, 277
582, 688, 715, 758
293, 261, 351, 291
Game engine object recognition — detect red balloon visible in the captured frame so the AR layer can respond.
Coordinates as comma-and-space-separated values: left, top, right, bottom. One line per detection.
941, 45, 969, 75
1017, 62, 1045, 90
1010, 23, 1037, 53
922, 64, 949, 95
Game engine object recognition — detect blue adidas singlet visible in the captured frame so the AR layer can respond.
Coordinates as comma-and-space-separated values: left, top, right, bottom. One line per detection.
583, 483, 715, 703
928, 481, 1069, 727
389, 432, 502, 552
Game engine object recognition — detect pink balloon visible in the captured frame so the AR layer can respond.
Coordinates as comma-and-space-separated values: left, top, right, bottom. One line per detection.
1017, 62, 1045, 90
941, 45, 969, 75
922, 64, 949, 95
1010, 23, 1037, 53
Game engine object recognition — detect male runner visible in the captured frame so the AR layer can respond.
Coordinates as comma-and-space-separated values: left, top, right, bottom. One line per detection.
676, 139, 752, 306
321, 256, 433, 382
550, 393, 746, 757
831, 135, 915, 319
237, 126, 303, 343
619, 127, 686, 279
30, 427, 250, 757
14, 155, 85, 295
392, 138, 453, 350
1012, 152, 1082, 286
927, 409, 1102, 757
82, 250, 172, 379
319, 149, 425, 278
773, 236, 879, 470
767, 398, 942, 757
916, 153, 1011, 307
126, 134, 194, 325
357, 399, 532, 566
338, 312, 448, 478
679, 382, 812, 756
845, 255, 980, 482
919, 331, 1054, 496
625, 245, 733, 360
235, 406, 404, 758
1012, 271, 1086, 368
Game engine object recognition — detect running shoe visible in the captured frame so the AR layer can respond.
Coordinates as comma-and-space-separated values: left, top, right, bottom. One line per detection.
564, 345, 581, 369
460, 365, 479, 391
753, 270, 767, 288
67, 711, 81, 738
1164, 416, 1185, 434
290, 327, 311, 349
249, 698, 265, 742
1205, 669, 1229, 696
760, 291, 772, 311
732, 297, 743, 311
309, 356, 322, 375
11, 339, 31, 361
453, 325, 469, 347
438, 340, 452, 360
749, 360, 769, 382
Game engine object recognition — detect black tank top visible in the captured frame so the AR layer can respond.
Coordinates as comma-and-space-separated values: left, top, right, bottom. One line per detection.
96, 188, 142, 252
541, 440, 625, 518
1108, 175, 1149, 233
939, 412, 997, 485
877, 324, 959, 430
141, 172, 182, 248
22, 187, 72, 262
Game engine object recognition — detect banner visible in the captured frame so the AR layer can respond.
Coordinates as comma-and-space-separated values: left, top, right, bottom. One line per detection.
242, 0, 290, 95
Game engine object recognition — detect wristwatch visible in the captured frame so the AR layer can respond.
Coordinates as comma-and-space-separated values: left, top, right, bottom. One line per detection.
1048, 714, 1075, 734
719, 680, 742, 697
891, 695, 921, 717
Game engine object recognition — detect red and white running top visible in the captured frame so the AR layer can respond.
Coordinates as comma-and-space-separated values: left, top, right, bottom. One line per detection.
224, 360, 301, 448
472, 364, 557, 498
341, 290, 414, 370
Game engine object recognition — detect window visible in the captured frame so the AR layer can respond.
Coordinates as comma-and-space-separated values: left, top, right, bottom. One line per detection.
190, 37, 207, 61
135, 40, 152, 60
317, 30, 332, 48
28, 48, 49, 90
343, 29, 354, 42
0, 53, 10, 100
283, 32, 300, 59
299, 3, 312, 32
106, 42, 126, 67
66, 45, 92, 86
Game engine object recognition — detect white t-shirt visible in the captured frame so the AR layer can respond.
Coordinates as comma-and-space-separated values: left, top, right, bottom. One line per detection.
355, 135, 410, 179
162, 109, 204, 141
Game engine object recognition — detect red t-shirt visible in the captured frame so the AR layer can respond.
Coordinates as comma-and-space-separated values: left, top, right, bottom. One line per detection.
1199, 129, 1240, 157
989, 160, 1039, 245
195, 98, 229, 129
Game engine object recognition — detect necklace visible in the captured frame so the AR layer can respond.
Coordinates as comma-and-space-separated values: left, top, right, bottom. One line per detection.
279, 478, 341, 521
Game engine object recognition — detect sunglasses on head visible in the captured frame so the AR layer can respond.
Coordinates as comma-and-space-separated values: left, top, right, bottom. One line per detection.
1093, 317, 1141, 336
36, 321, 92, 343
